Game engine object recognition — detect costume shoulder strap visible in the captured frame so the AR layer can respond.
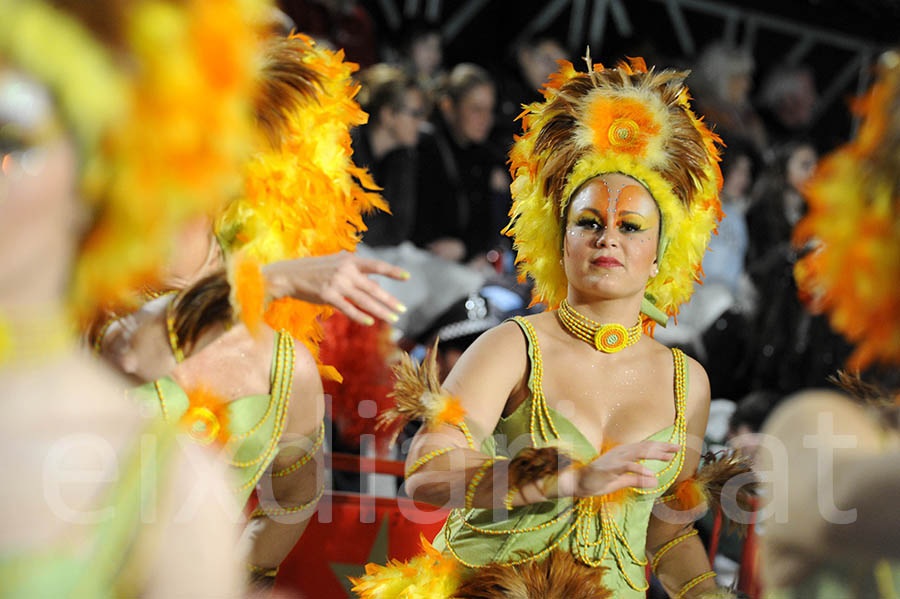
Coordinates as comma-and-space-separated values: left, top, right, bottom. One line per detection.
670, 347, 689, 424
507, 316, 559, 445
269, 329, 295, 391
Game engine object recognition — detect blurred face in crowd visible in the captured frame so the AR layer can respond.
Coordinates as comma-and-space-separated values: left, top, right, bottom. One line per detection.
519, 39, 567, 90
450, 83, 494, 145
394, 88, 426, 147
380, 87, 426, 149
722, 154, 752, 200
411, 32, 441, 78
778, 71, 817, 127
786, 144, 817, 191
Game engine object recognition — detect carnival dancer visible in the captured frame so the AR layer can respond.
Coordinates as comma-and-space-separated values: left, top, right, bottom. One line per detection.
353, 57, 751, 598
93, 33, 409, 588
759, 50, 900, 598
0, 0, 263, 595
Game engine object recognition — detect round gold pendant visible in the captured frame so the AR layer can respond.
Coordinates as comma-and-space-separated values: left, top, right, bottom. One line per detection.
594, 323, 628, 353
186, 406, 220, 445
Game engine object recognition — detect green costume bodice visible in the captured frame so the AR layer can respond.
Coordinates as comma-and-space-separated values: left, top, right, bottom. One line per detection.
0, 417, 177, 598
431, 316, 690, 597
131, 330, 297, 505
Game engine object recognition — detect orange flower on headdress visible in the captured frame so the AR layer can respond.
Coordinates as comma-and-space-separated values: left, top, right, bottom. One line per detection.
585, 95, 661, 157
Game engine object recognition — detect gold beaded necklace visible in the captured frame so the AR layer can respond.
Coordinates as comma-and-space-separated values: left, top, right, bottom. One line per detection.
557, 298, 642, 353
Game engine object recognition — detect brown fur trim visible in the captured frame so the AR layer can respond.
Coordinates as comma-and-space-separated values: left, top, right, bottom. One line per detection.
377, 340, 444, 445
508, 447, 574, 494
695, 451, 757, 537
454, 550, 611, 599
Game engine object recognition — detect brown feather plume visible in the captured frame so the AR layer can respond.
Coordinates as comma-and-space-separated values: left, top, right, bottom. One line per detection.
377, 340, 453, 445
663, 450, 756, 536
454, 550, 612, 599
695, 451, 757, 537
508, 447, 574, 495
830, 369, 900, 430
531, 63, 715, 212
255, 36, 323, 149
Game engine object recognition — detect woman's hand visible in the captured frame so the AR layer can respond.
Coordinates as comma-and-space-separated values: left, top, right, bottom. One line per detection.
263, 252, 409, 325
555, 440, 679, 498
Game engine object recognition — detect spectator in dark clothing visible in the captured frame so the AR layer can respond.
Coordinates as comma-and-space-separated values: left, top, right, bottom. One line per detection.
354, 64, 427, 246
746, 140, 817, 281
494, 37, 567, 152
692, 41, 768, 154
414, 63, 510, 266
744, 140, 852, 393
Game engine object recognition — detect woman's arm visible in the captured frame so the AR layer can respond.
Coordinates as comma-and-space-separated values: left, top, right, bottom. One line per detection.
403, 321, 529, 507
646, 357, 719, 598
96, 252, 409, 381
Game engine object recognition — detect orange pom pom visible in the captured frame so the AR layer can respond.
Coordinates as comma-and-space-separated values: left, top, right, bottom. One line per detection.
671, 477, 707, 511
182, 386, 230, 446
436, 396, 466, 427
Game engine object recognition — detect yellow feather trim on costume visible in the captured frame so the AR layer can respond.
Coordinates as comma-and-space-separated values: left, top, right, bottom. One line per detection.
350, 534, 462, 599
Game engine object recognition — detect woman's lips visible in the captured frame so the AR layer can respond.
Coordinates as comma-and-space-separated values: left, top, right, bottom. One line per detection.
591, 256, 623, 267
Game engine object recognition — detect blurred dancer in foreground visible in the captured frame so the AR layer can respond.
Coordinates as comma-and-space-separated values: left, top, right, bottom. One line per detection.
760, 51, 900, 598
93, 34, 409, 589
0, 0, 264, 595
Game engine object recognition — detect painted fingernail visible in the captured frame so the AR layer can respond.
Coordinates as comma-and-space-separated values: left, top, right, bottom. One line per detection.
389, 313, 400, 322
364, 315, 375, 326
401, 271, 412, 280
396, 303, 407, 313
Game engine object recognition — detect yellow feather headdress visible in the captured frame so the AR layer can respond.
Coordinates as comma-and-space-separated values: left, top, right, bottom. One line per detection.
215, 34, 386, 368
504, 56, 723, 328
0, 0, 263, 325
794, 51, 900, 369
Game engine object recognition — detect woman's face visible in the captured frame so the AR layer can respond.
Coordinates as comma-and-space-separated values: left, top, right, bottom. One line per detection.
0, 70, 79, 298
786, 144, 817, 191
563, 174, 660, 301
453, 83, 494, 145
